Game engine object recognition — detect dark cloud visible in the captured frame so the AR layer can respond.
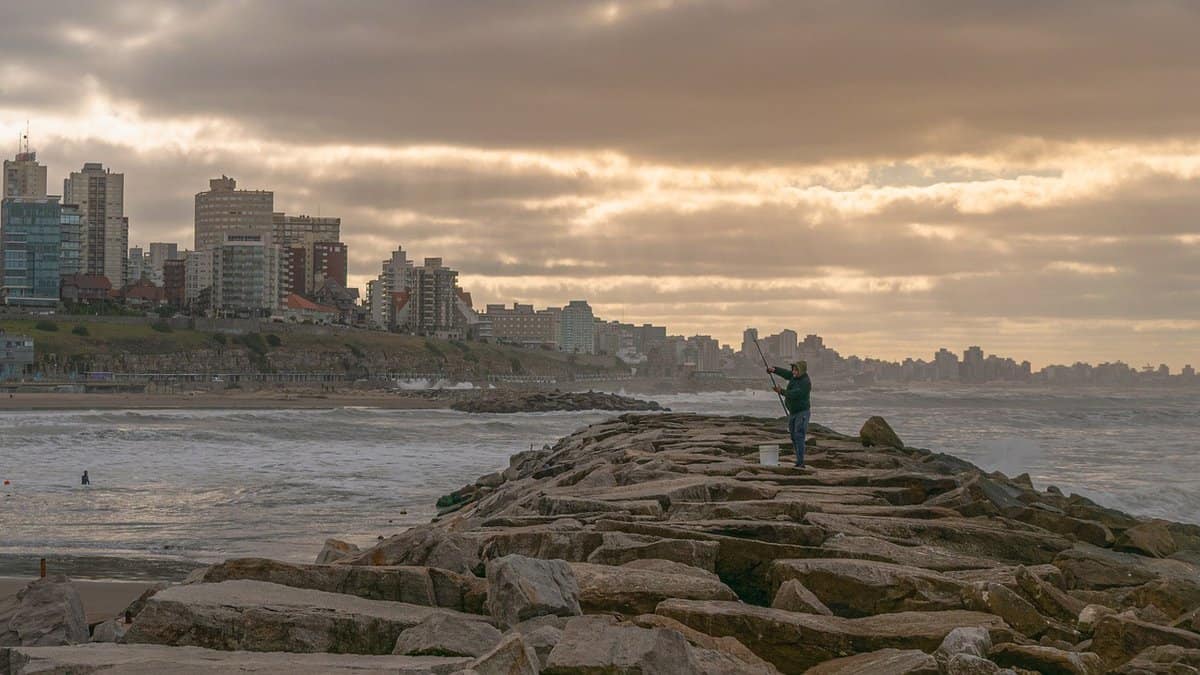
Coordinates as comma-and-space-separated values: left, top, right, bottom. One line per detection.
2, 1, 1198, 366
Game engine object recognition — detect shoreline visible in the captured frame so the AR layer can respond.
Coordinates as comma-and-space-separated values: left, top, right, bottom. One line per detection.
0, 391, 448, 411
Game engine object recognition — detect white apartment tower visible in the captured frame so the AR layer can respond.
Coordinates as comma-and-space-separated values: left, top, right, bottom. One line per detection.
64, 162, 126, 288
3, 147, 48, 199
194, 176, 273, 252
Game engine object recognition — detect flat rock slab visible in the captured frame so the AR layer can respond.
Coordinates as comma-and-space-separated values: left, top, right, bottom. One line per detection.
657, 599, 1011, 674
770, 558, 966, 617
805, 648, 939, 674
569, 562, 737, 615
124, 580, 485, 655
190, 558, 486, 613
0, 643, 471, 674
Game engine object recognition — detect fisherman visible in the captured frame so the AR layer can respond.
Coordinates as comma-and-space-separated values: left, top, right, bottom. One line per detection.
81, 470, 90, 486
766, 361, 812, 467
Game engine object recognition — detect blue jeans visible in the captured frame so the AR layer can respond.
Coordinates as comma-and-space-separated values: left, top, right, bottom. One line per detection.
788, 410, 811, 466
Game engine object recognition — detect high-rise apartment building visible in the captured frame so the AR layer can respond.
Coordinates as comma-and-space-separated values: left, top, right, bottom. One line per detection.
211, 232, 280, 316
3, 150, 47, 199
184, 249, 214, 306
271, 213, 340, 247
127, 246, 148, 285
0, 196, 64, 306
559, 300, 595, 354
194, 176, 273, 252
63, 163, 126, 287
312, 241, 348, 289
367, 247, 414, 328
392, 258, 461, 336
59, 203, 83, 277
484, 303, 561, 348
163, 258, 186, 306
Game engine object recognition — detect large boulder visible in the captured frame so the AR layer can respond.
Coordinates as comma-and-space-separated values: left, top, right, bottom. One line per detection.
90, 620, 126, 644
859, 417, 904, 449
962, 582, 1049, 638
631, 614, 779, 674
188, 558, 487, 613
123, 580, 485, 654
1014, 565, 1086, 624
770, 579, 832, 616
769, 559, 965, 617
467, 632, 540, 675
544, 616, 700, 674
391, 614, 502, 658
315, 538, 361, 564
656, 599, 1011, 674
944, 654, 1011, 674
342, 525, 481, 574
1052, 545, 1161, 590
0, 576, 88, 647
988, 643, 1105, 675
1091, 613, 1200, 667
485, 555, 581, 629
569, 562, 737, 616
805, 648, 939, 674
933, 626, 992, 670
1112, 645, 1200, 674
585, 532, 720, 571
0, 644, 472, 673
1114, 521, 1178, 559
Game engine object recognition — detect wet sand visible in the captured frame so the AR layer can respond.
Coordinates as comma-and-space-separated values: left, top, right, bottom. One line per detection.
0, 391, 447, 411
0, 577, 158, 624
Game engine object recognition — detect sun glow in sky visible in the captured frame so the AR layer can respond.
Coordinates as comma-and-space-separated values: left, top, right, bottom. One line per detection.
3, 1, 1199, 368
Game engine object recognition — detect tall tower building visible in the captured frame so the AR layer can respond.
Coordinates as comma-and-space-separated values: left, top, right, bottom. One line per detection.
194, 176, 273, 252
63, 162, 126, 287
3, 142, 48, 199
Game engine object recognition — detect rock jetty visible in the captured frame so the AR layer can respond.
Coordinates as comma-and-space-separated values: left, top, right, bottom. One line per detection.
451, 389, 665, 414
4, 412, 1200, 674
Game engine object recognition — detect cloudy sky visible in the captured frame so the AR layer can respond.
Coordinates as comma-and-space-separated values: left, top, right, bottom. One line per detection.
3, 1, 1199, 368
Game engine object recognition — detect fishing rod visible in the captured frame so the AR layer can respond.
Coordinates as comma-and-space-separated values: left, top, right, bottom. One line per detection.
754, 339, 790, 415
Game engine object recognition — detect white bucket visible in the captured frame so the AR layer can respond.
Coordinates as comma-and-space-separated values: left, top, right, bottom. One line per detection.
758, 444, 779, 466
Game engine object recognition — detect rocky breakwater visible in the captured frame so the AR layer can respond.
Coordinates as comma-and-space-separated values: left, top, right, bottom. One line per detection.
451, 389, 665, 414
6, 413, 1200, 674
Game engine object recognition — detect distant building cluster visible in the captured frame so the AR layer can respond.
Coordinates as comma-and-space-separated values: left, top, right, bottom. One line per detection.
734, 328, 1197, 387
2, 139, 1194, 383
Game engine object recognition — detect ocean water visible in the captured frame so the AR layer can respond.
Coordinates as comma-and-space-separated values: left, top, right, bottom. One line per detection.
1, 387, 1197, 578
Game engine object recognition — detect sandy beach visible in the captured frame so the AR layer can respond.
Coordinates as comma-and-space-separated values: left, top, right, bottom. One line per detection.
0, 391, 448, 411
0, 577, 156, 625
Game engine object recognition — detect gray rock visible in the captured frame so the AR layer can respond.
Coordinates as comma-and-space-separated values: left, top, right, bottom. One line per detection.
392, 614, 502, 658
769, 558, 965, 617
770, 579, 832, 616
315, 538, 361, 564
1092, 613, 1200, 667
1114, 521, 1178, 559
468, 633, 540, 675
621, 558, 721, 582
1077, 604, 1116, 637
0, 643, 472, 673
945, 654, 1010, 675
570, 561, 737, 615
962, 581, 1050, 638
586, 532, 719, 571
934, 626, 993, 668
343, 525, 481, 574
124, 579, 486, 654
657, 599, 1011, 673
859, 416, 904, 448
805, 648, 939, 674
0, 575, 88, 647
189, 558, 487, 613
485, 555, 581, 629
989, 642, 1106, 675
545, 616, 700, 674
90, 619, 126, 643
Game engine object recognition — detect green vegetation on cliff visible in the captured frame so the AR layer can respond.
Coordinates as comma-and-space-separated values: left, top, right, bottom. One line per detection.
0, 317, 620, 377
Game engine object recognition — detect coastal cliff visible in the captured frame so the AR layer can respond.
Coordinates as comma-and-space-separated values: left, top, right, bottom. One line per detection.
4, 413, 1200, 674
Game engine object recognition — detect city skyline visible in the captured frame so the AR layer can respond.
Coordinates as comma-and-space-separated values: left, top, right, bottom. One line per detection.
3, 2, 1199, 368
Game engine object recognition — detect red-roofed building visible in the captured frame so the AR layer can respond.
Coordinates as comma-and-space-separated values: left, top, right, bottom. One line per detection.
122, 278, 166, 306
281, 293, 339, 324
60, 274, 112, 303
